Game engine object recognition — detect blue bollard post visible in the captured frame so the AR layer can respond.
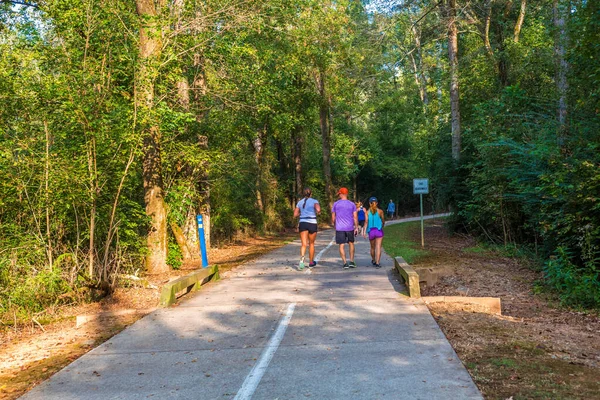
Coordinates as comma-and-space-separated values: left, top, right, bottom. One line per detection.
196, 215, 209, 268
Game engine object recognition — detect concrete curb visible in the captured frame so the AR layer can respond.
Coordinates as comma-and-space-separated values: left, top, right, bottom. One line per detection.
394, 256, 421, 298
422, 296, 502, 315
159, 265, 220, 307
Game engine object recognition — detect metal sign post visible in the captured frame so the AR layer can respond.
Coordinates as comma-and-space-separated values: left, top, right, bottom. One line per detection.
196, 215, 209, 268
413, 179, 429, 248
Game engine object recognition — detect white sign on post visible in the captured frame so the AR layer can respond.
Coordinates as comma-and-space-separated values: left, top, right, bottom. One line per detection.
413, 178, 429, 194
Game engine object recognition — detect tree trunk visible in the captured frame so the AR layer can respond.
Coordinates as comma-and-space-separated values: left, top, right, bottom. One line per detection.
192, 53, 211, 249
410, 53, 424, 103
136, 0, 168, 274
553, 0, 569, 143
411, 25, 429, 108
170, 221, 192, 260
85, 134, 98, 279
435, 42, 444, 123
44, 120, 53, 271
293, 125, 303, 204
317, 69, 333, 213
514, 0, 526, 43
483, 0, 494, 58
253, 125, 266, 213
446, 0, 461, 161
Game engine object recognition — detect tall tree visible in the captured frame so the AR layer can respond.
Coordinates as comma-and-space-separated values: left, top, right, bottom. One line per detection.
514, 0, 527, 43
445, 0, 461, 161
554, 0, 569, 143
136, 0, 168, 273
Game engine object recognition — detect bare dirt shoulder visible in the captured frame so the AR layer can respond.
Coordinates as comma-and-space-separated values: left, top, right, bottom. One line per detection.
0, 232, 295, 400
412, 220, 600, 400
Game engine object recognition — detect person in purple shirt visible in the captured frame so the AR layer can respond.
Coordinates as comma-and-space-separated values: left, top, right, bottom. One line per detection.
331, 187, 359, 269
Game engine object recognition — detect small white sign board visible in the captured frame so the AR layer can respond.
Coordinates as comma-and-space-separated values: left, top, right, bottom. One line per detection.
413, 178, 429, 195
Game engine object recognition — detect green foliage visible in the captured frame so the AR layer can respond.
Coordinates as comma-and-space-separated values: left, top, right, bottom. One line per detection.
454, 80, 600, 309
0, 262, 72, 320
1, 0, 599, 314
167, 241, 182, 271
543, 248, 600, 308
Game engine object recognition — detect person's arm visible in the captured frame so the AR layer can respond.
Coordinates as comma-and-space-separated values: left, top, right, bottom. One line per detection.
363, 212, 369, 237
379, 209, 385, 228
353, 210, 358, 234
293, 207, 300, 219
331, 204, 336, 226
315, 203, 321, 214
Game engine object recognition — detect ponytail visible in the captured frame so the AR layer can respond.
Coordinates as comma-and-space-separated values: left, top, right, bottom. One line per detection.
369, 201, 378, 214
302, 188, 312, 209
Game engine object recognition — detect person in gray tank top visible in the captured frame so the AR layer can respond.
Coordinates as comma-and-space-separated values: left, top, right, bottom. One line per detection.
293, 188, 321, 270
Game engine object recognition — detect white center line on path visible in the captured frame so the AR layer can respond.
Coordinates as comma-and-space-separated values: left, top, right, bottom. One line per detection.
234, 303, 297, 400
314, 236, 335, 262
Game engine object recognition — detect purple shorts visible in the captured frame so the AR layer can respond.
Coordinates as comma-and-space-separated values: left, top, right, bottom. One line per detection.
368, 228, 384, 241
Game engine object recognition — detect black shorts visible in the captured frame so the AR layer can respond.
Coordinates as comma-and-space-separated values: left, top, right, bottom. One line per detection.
358, 220, 365, 227
299, 222, 318, 233
335, 230, 355, 244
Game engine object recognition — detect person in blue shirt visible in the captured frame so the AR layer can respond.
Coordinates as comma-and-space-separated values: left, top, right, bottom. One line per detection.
364, 197, 385, 268
356, 201, 366, 236
386, 199, 395, 219
293, 188, 321, 270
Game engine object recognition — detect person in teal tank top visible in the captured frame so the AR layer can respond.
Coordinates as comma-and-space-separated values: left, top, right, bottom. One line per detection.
363, 197, 385, 268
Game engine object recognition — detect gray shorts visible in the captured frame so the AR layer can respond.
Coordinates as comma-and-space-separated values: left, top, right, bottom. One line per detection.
335, 230, 355, 244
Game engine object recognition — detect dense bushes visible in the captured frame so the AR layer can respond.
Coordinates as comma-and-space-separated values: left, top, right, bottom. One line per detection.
454, 89, 600, 308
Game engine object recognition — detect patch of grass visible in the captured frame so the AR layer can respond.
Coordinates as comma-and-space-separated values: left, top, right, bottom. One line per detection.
382, 222, 429, 264
462, 245, 490, 254
490, 358, 517, 368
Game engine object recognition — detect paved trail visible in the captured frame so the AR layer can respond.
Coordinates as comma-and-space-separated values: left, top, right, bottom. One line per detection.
21, 214, 481, 400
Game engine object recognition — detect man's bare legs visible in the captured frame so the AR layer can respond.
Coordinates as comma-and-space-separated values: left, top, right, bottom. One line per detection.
340, 241, 356, 268
338, 243, 347, 264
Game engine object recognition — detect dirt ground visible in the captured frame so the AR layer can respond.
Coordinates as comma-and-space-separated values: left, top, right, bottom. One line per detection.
411, 221, 600, 400
0, 232, 295, 400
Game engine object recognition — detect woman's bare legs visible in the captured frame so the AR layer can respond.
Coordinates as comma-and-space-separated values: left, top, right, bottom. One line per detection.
374, 237, 383, 264
308, 232, 317, 263
370, 238, 376, 262
300, 230, 309, 260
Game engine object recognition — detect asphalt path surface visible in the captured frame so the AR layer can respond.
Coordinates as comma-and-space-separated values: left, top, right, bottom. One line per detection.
21, 214, 481, 400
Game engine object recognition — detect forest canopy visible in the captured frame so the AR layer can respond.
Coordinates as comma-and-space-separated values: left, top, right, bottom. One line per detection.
1, 0, 599, 317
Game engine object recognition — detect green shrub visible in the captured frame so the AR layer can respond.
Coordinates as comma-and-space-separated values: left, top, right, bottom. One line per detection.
543, 247, 600, 308
167, 241, 182, 270
2, 266, 72, 319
